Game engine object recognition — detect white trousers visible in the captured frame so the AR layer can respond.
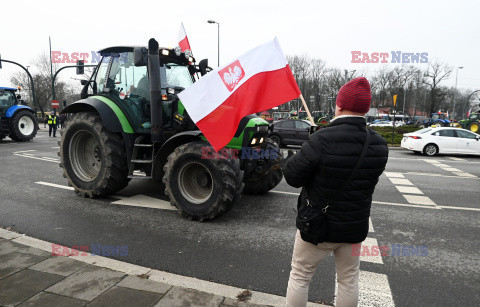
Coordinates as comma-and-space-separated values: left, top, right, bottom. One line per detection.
286, 230, 360, 307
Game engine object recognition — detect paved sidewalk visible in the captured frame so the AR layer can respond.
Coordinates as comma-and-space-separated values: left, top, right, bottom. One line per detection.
0, 228, 325, 307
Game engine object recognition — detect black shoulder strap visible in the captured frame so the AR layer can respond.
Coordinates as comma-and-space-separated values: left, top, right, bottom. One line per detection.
335, 128, 371, 196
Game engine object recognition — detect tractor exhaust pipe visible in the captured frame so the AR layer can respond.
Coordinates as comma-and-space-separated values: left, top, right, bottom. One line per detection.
147, 38, 163, 143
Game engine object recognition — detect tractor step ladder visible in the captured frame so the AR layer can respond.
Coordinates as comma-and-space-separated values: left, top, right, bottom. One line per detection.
128, 136, 153, 180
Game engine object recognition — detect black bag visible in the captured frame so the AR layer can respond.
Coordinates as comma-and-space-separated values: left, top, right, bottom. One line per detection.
296, 129, 371, 245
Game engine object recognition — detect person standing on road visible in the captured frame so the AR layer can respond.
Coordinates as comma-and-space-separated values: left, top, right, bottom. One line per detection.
283, 77, 388, 307
47, 111, 59, 137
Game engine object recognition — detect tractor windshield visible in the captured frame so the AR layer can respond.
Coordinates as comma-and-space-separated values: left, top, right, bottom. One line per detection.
161, 63, 193, 89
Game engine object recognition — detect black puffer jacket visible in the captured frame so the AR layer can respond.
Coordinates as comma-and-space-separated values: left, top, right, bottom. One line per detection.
283, 117, 388, 243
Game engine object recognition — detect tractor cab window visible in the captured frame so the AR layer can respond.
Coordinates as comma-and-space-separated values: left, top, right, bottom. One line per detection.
470, 114, 478, 120
161, 63, 193, 89
0, 91, 15, 107
105, 52, 150, 129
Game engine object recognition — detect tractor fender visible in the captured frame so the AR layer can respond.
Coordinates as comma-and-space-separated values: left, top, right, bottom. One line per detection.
5, 105, 34, 118
62, 97, 133, 134
152, 131, 203, 181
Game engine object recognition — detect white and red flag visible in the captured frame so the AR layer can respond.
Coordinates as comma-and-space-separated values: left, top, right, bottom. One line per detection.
178, 23, 191, 52
467, 108, 472, 117
178, 38, 301, 151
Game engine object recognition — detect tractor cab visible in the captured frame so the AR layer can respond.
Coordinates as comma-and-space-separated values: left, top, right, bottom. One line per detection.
0, 87, 19, 117
81, 46, 198, 133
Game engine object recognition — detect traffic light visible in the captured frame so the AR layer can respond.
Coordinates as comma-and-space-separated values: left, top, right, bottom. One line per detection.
76, 60, 84, 75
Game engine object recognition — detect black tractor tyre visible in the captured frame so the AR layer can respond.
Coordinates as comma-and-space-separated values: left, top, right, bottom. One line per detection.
9, 110, 38, 141
59, 112, 129, 198
433, 120, 445, 127
467, 121, 480, 133
163, 141, 244, 221
270, 134, 282, 146
423, 143, 439, 156
243, 138, 284, 195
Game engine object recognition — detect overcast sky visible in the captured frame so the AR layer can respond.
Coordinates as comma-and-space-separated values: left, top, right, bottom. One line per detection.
1, 0, 478, 96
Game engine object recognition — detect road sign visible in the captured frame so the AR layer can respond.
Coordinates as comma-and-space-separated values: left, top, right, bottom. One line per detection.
51, 100, 60, 109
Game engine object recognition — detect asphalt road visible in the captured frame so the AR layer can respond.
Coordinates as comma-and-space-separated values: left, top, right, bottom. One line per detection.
1, 130, 479, 306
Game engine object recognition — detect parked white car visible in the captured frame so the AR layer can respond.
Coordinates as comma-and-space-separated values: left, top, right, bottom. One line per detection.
369, 121, 393, 127
401, 127, 480, 156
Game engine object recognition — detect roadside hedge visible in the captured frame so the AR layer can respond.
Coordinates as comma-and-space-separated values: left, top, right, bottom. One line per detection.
368, 126, 421, 145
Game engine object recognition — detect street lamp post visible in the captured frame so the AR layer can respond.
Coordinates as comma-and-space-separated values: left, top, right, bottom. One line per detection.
452, 66, 464, 120
207, 20, 220, 67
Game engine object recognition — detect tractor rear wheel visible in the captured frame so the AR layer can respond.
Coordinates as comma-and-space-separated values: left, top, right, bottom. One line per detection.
468, 121, 480, 133
433, 120, 445, 127
9, 110, 38, 141
163, 141, 243, 220
243, 138, 283, 195
59, 112, 129, 198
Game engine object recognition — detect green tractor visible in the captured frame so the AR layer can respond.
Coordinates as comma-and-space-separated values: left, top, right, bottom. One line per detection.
59, 39, 283, 220
454, 112, 480, 133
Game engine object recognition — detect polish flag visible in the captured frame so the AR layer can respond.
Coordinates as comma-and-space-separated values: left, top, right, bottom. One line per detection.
467, 108, 472, 117
178, 38, 301, 151
178, 23, 191, 52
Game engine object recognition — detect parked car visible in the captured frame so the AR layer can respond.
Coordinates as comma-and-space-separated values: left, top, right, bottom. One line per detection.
369, 120, 393, 127
401, 127, 480, 156
269, 119, 316, 146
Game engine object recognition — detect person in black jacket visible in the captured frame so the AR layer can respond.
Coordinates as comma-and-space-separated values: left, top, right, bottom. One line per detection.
284, 77, 388, 307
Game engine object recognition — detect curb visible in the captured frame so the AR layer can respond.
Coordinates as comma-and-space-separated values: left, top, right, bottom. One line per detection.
0, 228, 325, 307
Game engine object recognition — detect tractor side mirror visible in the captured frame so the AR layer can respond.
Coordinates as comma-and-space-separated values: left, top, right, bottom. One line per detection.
80, 79, 88, 86
198, 59, 209, 76
16, 94, 21, 100
134, 47, 148, 66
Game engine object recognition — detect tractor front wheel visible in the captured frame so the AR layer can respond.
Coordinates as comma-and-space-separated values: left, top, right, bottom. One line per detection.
243, 138, 283, 195
9, 110, 38, 141
59, 112, 129, 198
163, 141, 243, 221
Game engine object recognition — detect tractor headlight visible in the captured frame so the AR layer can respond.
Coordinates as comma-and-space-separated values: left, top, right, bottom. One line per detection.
174, 46, 182, 56
167, 87, 175, 94
161, 49, 170, 56
251, 138, 257, 145
185, 49, 192, 58
259, 137, 264, 143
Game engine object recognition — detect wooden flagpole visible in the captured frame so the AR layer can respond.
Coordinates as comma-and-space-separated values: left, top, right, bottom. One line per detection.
299, 94, 315, 125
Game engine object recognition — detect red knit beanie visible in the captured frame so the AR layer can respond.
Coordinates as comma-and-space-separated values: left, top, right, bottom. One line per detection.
336, 77, 371, 114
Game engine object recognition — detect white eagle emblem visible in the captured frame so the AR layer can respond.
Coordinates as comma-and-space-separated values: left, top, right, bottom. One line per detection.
223, 66, 243, 87
219, 60, 245, 91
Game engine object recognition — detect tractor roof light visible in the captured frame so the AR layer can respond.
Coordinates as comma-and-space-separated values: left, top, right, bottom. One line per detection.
161, 49, 170, 56
174, 46, 182, 56
167, 88, 175, 94
184, 50, 192, 58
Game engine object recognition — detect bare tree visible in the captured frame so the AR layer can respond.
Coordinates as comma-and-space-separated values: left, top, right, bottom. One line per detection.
422, 61, 452, 114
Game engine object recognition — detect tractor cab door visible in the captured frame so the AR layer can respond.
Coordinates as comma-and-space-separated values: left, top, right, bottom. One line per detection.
96, 52, 151, 132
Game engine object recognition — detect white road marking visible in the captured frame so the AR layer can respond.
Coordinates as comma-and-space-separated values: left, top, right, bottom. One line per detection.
403, 194, 436, 206
14, 153, 59, 163
111, 194, 176, 211
360, 237, 384, 264
395, 186, 423, 195
12, 150, 36, 154
372, 200, 441, 210
423, 159, 478, 178
368, 218, 374, 233
270, 190, 300, 196
35, 181, 74, 190
439, 205, 480, 212
358, 271, 395, 306
388, 178, 413, 186
402, 172, 479, 180
449, 157, 466, 161
384, 172, 405, 178
51, 146, 60, 149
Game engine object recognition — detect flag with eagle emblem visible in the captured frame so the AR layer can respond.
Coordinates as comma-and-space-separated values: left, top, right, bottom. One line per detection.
178, 38, 301, 151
